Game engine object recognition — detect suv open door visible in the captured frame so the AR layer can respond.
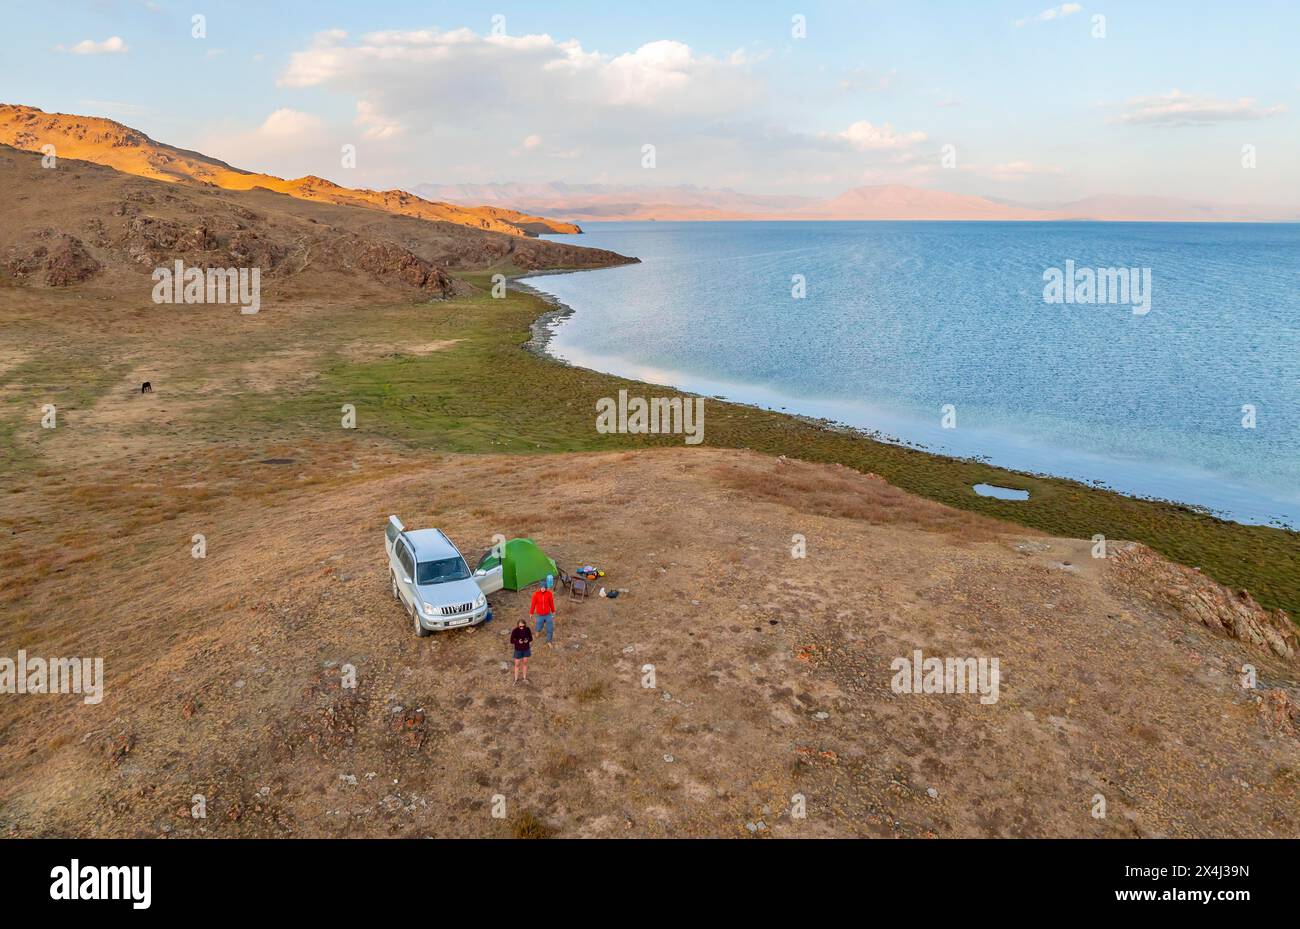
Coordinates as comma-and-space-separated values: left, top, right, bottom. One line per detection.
473, 548, 505, 595
385, 515, 404, 551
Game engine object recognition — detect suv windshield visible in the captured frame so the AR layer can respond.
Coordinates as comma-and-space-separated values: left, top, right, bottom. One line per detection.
416, 556, 471, 585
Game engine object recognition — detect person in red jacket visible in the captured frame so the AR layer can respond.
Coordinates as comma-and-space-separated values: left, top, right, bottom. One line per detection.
530, 574, 557, 646
510, 620, 533, 683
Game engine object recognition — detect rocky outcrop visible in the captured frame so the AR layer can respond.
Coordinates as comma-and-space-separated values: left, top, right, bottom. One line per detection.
225, 230, 289, 271
509, 237, 638, 271
349, 238, 453, 297
1109, 542, 1297, 661
4, 230, 101, 286
432, 232, 638, 273
124, 217, 219, 261
114, 215, 288, 274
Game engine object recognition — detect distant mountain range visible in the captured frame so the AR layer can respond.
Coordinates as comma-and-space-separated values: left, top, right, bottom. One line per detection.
410, 181, 1300, 224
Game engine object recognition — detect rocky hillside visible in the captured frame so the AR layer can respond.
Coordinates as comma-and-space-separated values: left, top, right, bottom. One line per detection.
0, 145, 635, 300
0, 104, 582, 238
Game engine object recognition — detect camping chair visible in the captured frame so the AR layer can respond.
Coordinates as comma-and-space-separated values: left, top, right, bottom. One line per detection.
556, 567, 573, 592
570, 576, 590, 602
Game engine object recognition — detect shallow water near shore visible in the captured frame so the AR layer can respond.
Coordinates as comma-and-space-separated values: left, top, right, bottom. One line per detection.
533, 221, 1300, 529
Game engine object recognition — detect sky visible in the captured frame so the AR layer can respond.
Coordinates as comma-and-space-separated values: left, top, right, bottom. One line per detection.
3, 0, 1297, 203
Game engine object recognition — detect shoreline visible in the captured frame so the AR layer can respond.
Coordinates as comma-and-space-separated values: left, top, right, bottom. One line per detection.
515, 272, 928, 451
496, 266, 1298, 620
513, 270, 1296, 532
511, 275, 581, 362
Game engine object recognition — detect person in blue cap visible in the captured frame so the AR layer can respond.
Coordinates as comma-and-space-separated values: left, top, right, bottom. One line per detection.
530, 574, 557, 647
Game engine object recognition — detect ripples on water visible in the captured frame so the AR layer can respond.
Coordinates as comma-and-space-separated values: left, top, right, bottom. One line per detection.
534, 221, 1300, 528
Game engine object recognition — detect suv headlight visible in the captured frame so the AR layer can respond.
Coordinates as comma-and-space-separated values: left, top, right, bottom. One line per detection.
422, 602, 436, 616
474, 594, 486, 608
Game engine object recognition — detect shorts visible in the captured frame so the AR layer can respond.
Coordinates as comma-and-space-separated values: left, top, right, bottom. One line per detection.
513, 647, 531, 660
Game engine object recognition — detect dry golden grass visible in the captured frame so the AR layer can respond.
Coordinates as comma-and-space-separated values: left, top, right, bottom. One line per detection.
511, 811, 555, 839
575, 680, 609, 703
712, 457, 1012, 543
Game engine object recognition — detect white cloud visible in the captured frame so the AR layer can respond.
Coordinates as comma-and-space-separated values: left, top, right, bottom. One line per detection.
1111, 90, 1286, 126
268, 27, 788, 186
833, 120, 927, 151
226, 26, 941, 193
258, 108, 324, 137
280, 29, 758, 116
579, 39, 697, 104
1015, 4, 1083, 27
355, 100, 404, 140
58, 36, 129, 55
195, 109, 334, 182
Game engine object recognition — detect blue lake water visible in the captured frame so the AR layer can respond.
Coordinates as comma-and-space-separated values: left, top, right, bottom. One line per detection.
533, 221, 1300, 529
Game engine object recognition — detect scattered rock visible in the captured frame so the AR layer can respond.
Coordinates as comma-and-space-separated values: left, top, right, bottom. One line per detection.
1110, 543, 1297, 660
392, 707, 428, 751
1254, 688, 1299, 737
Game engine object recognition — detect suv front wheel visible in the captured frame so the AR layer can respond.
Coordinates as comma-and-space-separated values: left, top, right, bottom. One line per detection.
412, 600, 431, 637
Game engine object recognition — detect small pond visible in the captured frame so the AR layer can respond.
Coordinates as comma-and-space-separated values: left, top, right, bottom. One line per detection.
973, 483, 1030, 501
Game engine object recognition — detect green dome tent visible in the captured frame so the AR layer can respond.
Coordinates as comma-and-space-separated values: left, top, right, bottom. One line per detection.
483, 538, 557, 591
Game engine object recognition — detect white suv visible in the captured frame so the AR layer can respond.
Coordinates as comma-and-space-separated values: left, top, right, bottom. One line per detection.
385, 516, 501, 636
